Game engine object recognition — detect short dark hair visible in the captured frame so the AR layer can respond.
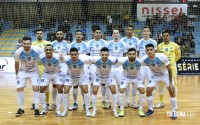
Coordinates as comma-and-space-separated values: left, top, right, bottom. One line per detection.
70, 47, 78, 53
143, 26, 150, 30
45, 44, 53, 49
56, 30, 63, 34
22, 36, 31, 42
35, 28, 44, 33
162, 30, 171, 35
93, 27, 102, 33
127, 25, 134, 29
75, 30, 82, 34
100, 47, 109, 52
127, 48, 136, 53
145, 44, 154, 49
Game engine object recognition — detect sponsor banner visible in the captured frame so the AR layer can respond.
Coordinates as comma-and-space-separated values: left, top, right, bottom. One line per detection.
0, 57, 15, 73
137, 4, 188, 21
176, 58, 200, 75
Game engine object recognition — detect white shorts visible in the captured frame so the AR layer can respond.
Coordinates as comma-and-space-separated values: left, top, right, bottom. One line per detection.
88, 64, 96, 84
59, 62, 68, 75
112, 65, 123, 85
63, 74, 88, 86
93, 73, 116, 87
40, 73, 62, 86
147, 73, 173, 88
120, 75, 144, 89
16, 71, 40, 88
140, 66, 152, 82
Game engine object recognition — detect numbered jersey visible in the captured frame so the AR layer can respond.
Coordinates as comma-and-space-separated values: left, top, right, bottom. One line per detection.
91, 56, 117, 79
71, 41, 89, 54
88, 39, 107, 56
121, 58, 142, 79
39, 53, 60, 74
51, 40, 71, 56
107, 40, 127, 57
15, 46, 43, 72
141, 53, 169, 76
120, 36, 139, 50
62, 55, 91, 78
137, 38, 157, 58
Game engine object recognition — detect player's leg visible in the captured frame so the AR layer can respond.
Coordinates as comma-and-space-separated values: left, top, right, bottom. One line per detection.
130, 83, 138, 109
61, 85, 71, 117
109, 84, 119, 118
71, 85, 78, 110
15, 72, 26, 117
137, 81, 145, 117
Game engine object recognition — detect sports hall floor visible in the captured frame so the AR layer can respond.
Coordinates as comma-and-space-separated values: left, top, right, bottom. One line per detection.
0, 73, 199, 125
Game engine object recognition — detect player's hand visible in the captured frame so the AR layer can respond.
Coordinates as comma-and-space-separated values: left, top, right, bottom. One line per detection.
169, 83, 175, 93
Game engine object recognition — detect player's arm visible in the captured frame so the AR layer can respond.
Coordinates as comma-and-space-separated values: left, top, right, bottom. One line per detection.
15, 61, 19, 77
175, 44, 181, 62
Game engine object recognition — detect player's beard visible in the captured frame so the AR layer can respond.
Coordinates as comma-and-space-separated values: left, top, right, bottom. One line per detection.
102, 58, 108, 62
129, 57, 135, 62
24, 47, 30, 52
46, 53, 52, 59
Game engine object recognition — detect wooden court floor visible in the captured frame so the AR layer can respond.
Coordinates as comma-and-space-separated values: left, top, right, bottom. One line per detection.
0, 73, 199, 125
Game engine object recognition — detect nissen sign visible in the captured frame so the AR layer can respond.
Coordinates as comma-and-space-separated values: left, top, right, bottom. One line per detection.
137, 4, 188, 21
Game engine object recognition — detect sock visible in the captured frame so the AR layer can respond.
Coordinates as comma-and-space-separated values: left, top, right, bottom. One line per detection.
92, 94, 97, 111
101, 86, 106, 102
33, 92, 39, 109
170, 97, 177, 112
132, 84, 137, 104
112, 94, 117, 111
125, 86, 130, 103
138, 93, 145, 110
119, 93, 124, 110
73, 87, 78, 103
57, 93, 63, 111
52, 87, 57, 105
147, 96, 153, 111
40, 93, 46, 110
63, 93, 69, 110
17, 91, 24, 109
84, 93, 90, 110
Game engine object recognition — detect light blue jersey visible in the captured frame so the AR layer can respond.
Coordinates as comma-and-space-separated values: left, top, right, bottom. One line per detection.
88, 39, 107, 56
122, 58, 141, 79
39, 53, 60, 74
51, 40, 71, 56
120, 36, 139, 50
107, 40, 127, 57
141, 53, 170, 76
71, 41, 89, 54
15, 46, 43, 72
137, 38, 157, 58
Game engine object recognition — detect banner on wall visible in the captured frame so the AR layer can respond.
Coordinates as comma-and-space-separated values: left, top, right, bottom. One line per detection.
137, 4, 188, 21
176, 58, 200, 75
0, 57, 15, 73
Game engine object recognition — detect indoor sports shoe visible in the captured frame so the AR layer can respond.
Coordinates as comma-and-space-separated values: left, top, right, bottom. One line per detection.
35, 109, 40, 117
138, 110, 145, 117
106, 102, 111, 109
72, 103, 78, 110
49, 104, 56, 111
155, 102, 165, 109
101, 101, 106, 108
46, 104, 50, 110
171, 111, 177, 120
60, 109, 68, 117
16, 108, 24, 117
91, 110, 97, 118
86, 110, 91, 117
40, 109, 48, 116
55, 110, 61, 117
130, 103, 139, 109
145, 109, 154, 116
118, 110, 124, 117
30, 103, 35, 110
124, 102, 130, 108
113, 111, 119, 118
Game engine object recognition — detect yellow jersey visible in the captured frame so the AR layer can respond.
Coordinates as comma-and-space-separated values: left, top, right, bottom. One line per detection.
157, 41, 181, 68
32, 40, 51, 49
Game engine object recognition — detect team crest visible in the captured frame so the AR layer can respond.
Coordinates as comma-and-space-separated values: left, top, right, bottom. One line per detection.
58, 46, 61, 49
165, 48, 168, 52
27, 57, 31, 61
103, 65, 106, 68
129, 42, 132, 46
151, 64, 155, 67
130, 67, 134, 70
73, 65, 77, 69
48, 63, 51, 67
115, 46, 118, 50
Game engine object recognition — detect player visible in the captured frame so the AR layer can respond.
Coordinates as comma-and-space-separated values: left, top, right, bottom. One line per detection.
118, 48, 145, 117
141, 44, 177, 119
156, 30, 181, 109
15, 36, 43, 117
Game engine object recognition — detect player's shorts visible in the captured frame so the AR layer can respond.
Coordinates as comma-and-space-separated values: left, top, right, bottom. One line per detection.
140, 66, 152, 82
147, 73, 175, 88
88, 64, 96, 84
59, 62, 68, 75
120, 75, 144, 89
112, 65, 123, 85
93, 73, 116, 87
40, 72, 62, 86
63, 74, 88, 86
16, 71, 40, 88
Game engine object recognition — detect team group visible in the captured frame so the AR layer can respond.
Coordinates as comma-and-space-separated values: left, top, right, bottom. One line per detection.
14, 25, 181, 120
